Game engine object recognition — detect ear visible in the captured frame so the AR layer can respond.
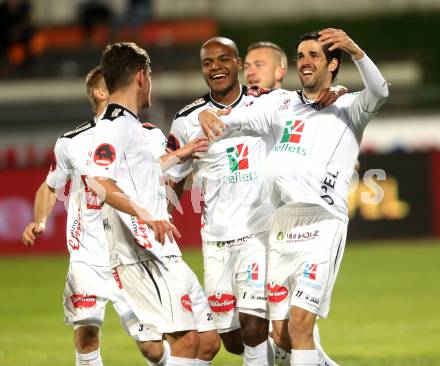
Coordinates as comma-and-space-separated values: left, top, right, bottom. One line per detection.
237, 57, 243, 71
93, 88, 107, 103
136, 69, 144, 88
328, 58, 339, 73
275, 66, 286, 83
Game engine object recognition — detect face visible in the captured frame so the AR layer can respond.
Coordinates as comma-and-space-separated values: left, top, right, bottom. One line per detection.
200, 42, 241, 96
244, 48, 279, 89
296, 39, 333, 92
140, 66, 152, 109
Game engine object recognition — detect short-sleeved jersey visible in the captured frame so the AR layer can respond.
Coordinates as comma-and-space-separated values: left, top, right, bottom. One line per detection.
167, 85, 276, 241
46, 119, 110, 266
221, 55, 388, 222
89, 103, 181, 267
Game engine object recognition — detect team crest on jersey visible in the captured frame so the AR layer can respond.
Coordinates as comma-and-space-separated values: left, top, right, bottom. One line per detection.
281, 120, 304, 143
93, 143, 116, 166
166, 133, 181, 152
208, 292, 236, 313
180, 294, 193, 312
266, 282, 288, 303
226, 144, 249, 172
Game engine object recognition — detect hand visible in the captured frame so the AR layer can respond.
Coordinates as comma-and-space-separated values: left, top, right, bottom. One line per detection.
22, 222, 45, 246
315, 85, 348, 107
318, 28, 364, 60
198, 108, 229, 141
143, 219, 181, 245
176, 137, 209, 162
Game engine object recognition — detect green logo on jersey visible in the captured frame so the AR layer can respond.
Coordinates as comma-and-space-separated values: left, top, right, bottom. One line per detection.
280, 120, 304, 143
226, 144, 249, 173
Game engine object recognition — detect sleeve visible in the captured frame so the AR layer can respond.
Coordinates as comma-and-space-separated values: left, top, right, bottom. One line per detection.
45, 138, 71, 190
346, 53, 389, 140
148, 128, 168, 159
89, 121, 128, 182
166, 116, 193, 180
220, 92, 281, 135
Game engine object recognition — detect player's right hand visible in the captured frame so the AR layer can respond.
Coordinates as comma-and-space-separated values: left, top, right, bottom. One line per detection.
145, 219, 182, 245
22, 222, 45, 246
198, 109, 228, 141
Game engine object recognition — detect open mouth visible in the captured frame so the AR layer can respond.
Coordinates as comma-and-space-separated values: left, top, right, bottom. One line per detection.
210, 73, 227, 81
247, 79, 260, 86
301, 68, 315, 76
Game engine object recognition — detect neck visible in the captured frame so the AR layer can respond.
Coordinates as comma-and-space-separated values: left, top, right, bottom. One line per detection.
108, 90, 139, 116
210, 83, 241, 106
302, 80, 332, 101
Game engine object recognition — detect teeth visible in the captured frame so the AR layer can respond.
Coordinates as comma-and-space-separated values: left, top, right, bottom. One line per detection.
212, 74, 226, 79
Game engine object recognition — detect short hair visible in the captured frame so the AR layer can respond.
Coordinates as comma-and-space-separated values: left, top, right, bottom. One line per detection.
101, 42, 150, 93
247, 41, 288, 71
296, 31, 342, 81
201, 37, 240, 58
85, 65, 104, 113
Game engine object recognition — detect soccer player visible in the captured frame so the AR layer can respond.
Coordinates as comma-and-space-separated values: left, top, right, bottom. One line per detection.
243, 42, 338, 366
198, 28, 389, 366
22, 65, 218, 366
88, 42, 219, 366
244, 41, 288, 90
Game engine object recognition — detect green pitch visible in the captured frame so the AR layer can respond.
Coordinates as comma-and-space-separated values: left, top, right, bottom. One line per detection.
1, 240, 439, 365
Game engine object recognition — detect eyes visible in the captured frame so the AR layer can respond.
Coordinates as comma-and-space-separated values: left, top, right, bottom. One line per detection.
296, 52, 321, 61
202, 57, 232, 67
243, 61, 266, 70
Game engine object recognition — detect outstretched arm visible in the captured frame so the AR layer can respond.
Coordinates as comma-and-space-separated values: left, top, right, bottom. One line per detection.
160, 137, 208, 172
22, 182, 57, 245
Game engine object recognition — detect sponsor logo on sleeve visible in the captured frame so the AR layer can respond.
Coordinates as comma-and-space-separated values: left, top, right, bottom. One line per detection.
93, 143, 116, 166
303, 263, 318, 280
180, 294, 193, 312
208, 292, 236, 313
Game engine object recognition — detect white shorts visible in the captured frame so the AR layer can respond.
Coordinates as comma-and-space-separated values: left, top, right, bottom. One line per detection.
267, 205, 346, 320
64, 261, 159, 341
203, 232, 269, 333
115, 256, 216, 335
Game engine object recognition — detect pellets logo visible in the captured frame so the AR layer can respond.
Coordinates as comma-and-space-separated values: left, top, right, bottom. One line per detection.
247, 263, 259, 281
180, 294, 193, 312
208, 292, 236, 313
93, 143, 116, 166
226, 144, 249, 172
70, 294, 97, 308
266, 282, 288, 303
303, 263, 318, 280
280, 120, 304, 143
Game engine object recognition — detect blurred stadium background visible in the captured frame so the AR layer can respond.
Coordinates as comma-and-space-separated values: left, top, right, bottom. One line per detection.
0, 0, 439, 365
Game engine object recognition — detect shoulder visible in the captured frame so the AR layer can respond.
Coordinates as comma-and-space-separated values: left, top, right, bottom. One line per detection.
333, 92, 360, 108
174, 95, 210, 119
60, 119, 96, 139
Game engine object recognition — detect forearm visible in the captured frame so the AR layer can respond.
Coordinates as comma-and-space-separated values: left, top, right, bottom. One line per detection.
354, 54, 389, 104
91, 177, 141, 217
34, 182, 57, 224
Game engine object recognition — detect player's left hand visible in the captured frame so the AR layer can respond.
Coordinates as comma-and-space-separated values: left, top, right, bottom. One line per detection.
177, 137, 209, 162
22, 222, 45, 246
198, 109, 228, 141
318, 28, 364, 60
315, 85, 348, 107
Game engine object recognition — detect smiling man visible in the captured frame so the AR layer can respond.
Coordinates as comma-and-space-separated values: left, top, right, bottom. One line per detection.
166, 37, 276, 365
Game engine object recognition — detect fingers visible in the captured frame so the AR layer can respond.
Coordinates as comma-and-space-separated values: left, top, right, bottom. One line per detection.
22, 223, 43, 246
149, 220, 181, 245
216, 107, 231, 116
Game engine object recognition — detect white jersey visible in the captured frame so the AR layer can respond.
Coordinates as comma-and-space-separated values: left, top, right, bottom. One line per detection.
89, 103, 181, 267
221, 54, 389, 222
46, 120, 109, 266
167, 85, 275, 241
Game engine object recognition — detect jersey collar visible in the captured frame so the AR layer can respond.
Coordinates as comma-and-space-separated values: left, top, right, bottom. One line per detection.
207, 85, 247, 109
296, 90, 325, 111
106, 103, 139, 120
